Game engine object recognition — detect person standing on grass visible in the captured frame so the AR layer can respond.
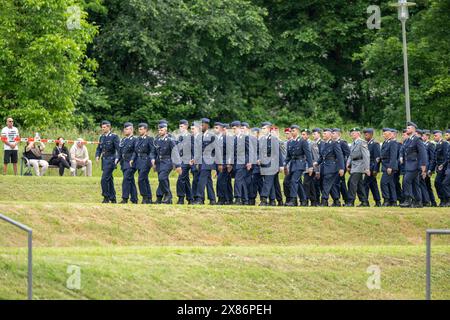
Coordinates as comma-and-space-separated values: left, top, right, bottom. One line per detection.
1, 117, 20, 175
96, 120, 120, 204
49, 137, 75, 176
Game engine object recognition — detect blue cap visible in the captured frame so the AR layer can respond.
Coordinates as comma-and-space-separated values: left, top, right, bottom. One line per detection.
422, 129, 430, 135
363, 128, 374, 134
158, 122, 168, 129
261, 121, 272, 128
214, 122, 223, 127
123, 122, 133, 128
251, 127, 260, 132
101, 120, 111, 126
416, 129, 424, 135
312, 128, 322, 133
332, 128, 341, 133
241, 122, 250, 128
446, 129, 450, 134
201, 118, 210, 124
223, 123, 230, 129
231, 121, 241, 127
407, 121, 418, 129
433, 130, 442, 135
179, 119, 188, 126
159, 119, 168, 125
323, 128, 332, 132
290, 124, 300, 130
138, 123, 148, 129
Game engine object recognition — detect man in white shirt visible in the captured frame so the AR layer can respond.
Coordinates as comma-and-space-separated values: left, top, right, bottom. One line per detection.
1, 118, 20, 175
69, 138, 92, 176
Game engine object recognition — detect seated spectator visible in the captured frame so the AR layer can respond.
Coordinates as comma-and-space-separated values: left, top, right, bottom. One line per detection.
70, 138, 92, 176
49, 137, 75, 176
23, 141, 48, 176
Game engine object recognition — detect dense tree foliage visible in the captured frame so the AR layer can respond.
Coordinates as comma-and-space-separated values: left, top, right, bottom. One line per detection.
1, 0, 449, 130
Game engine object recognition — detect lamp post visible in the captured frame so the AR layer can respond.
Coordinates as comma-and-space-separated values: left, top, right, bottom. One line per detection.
390, 0, 416, 123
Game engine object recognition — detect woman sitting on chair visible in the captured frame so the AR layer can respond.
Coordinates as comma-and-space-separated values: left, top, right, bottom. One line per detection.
49, 137, 75, 176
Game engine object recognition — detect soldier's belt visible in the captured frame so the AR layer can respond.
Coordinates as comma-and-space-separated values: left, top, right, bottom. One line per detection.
137, 153, 150, 158
324, 157, 336, 161
291, 156, 305, 160
352, 157, 363, 161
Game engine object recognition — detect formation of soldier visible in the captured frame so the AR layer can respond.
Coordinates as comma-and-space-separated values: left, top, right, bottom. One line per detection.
95, 119, 450, 208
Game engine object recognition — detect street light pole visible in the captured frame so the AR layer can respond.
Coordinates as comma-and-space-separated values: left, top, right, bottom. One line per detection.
391, 0, 416, 124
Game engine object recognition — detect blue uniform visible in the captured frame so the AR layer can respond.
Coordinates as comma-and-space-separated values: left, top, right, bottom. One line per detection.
335, 139, 350, 202
363, 138, 381, 203
316, 140, 345, 204
118, 135, 138, 203
134, 135, 156, 202
442, 141, 450, 204
419, 140, 436, 205
233, 134, 251, 203
259, 134, 282, 203
395, 141, 404, 202
195, 131, 216, 203
434, 139, 448, 203
401, 134, 427, 205
154, 134, 180, 203
176, 132, 193, 203
216, 134, 233, 204
380, 139, 399, 204
284, 137, 313, 205
96, 132, 120, 201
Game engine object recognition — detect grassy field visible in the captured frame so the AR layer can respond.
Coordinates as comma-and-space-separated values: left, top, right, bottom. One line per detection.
0, 176, 449, 299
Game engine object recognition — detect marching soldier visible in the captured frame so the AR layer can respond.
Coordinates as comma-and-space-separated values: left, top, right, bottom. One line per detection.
332, 128, 350, 204
301, 129, 317, 206
396, 130, 405, 203
118, 122, 138, 204
345, 128, 370, 207
153, 122, 181, 204
231, 121, 252, 205
380, 128, 399, 206
215, 122, 230, 205
283, 125, 313, 207
418, 130, 436, 206
282, 127, 292, 204
399, 122, 427, 208
176, 120, 193, 204
363, 128, 382, 207
314, 128, 344, 207
242, 122, 257, 204
96, 120, 120, 203
133, 123, 155, 204
190, 123, 201, 203
441, 129, 450, 206
433, 130, 448, 206
249, 127, 263, 205
222, 123, 234, 204
310, 128, 323, 206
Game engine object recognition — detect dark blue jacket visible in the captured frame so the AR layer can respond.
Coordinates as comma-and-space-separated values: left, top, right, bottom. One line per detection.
424, 140, 436, 172
118, 135, 136, 170
154, 135, 180, 171
96, 132, 120, 161
367, 139, 381, 173
133, 135, 156, 163
380, 139, 398, 172
401, 135, 427, 172
435, 139, 448, 171
317, 140, 345, 175
284, 137, 313, 172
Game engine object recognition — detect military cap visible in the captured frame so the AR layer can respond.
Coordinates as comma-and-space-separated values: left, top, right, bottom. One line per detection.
323, 128, 332, 132
261, 121, 272, 127
123, 122, 133, 128
223, 123, 230, 129
332, 128, 341, 133
416, 129, 424, 135
201, 118, 210, 124
446, 129, 450, 134
284, 128, 291, 134
241, 122, 250, 128
363, 128, 374, 134
406, 121, 418, 129
422, 129, 431, 135
349, 127, 361, 133
382, 128, 391, 132
214, 122, 224, 127
312, 128, 322, 133
179, 119, 188, 126
302, 128, 311, 134
230, 121, 241, 127
138, 123, 148, 129
433, 130, 443, 135
251, 127, 260, 133
290, 125, 300, 130
101, 120, 111, 126
158, 122, 168, 129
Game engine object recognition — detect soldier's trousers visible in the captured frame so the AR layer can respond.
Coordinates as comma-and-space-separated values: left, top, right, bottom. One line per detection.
289, 170, 305, 202
442, 169, 450, 201
157, 169, 172, 201
283, 174, 291, 201
217, 170, 230, 201
101, 157, 116, 200
435, 170, 446, 201
334, 174, 348, 202
261, 174, 275, 198
403, 171, 422, 201
234, 168, 249, 201
347, 172, 367, 203
245, 168, 253, 198
322, 173, 340, 201
363, 174, 381, 202
196, 169, 215, 201
419, 176, 433, 204
394, 172, 403, 201
249, 171, 263, 200
271, 173, 283, 202
137, 163, 152, 199
121, 167, 137, 202
303, 172, 316, 203
176, 165, 192, 200
424, 176, 436, 204
191, 168, 200, 200
381, 172, 397, 202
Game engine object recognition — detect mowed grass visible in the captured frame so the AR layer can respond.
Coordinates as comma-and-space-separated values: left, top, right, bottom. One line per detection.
0, 176, 449, 299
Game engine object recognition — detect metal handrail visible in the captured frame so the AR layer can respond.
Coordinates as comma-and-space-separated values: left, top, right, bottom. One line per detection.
426, 229, 450, 300
0, 213, 33, 300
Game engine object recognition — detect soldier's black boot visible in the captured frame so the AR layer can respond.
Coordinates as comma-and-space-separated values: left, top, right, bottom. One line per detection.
110, 199, 117, 204
375, 201, 382, 207
390, 201, 398, 207
358, 201, 370, 207
382, 200, 390, 207
400, 197, 413, 208
102, 197, 110, 203
269, 200, 277, 206
141, 197, 149, 204
332, 200, 341, 207
300, 200, 308, 207
413, 200, 423, 208
431, 201, 437, 207
285, 199, 297, 207
423, 202, 431, 207
234, 198, 243, 205
248, 199, 256, 206
277, 200, 284, 206
177, 197, 184, 205
120, 198, 128, 204
209, 200, 217, 205
155, 197, 163, 204
259, 197, 268, 206
344, 201, 354, 207
310, 201, 318, 207
320, 199, 328, 207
